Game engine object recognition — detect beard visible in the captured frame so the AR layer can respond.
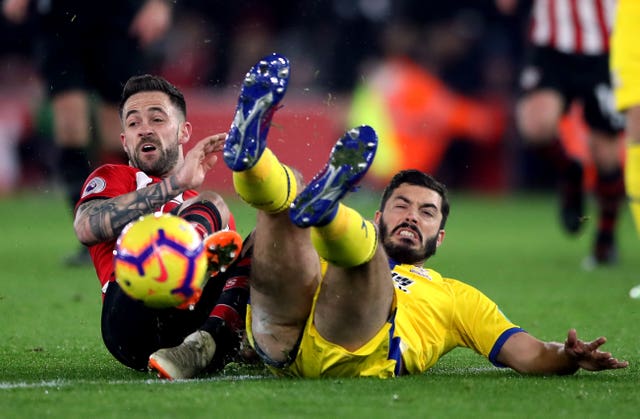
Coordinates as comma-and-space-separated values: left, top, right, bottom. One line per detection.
379, 220, 439, 265
128, 137, 180, 177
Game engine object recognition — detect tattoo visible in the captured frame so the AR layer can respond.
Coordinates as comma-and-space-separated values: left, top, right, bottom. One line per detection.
80, 177, 182, 242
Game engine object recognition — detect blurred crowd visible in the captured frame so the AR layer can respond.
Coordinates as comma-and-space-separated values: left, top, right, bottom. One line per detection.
0, 0, 543, 195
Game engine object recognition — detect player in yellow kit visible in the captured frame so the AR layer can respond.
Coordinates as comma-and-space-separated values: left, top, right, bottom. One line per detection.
158, 53, 629, 378
225, 54, 627, 378
610, 0, 640, 297
259, 253, 524, 377
611, 0, 640, 235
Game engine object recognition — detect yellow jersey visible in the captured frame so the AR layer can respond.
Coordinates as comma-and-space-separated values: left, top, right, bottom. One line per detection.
391, 262, 522, 375
247, 260, 523, 378
610, 0, 640, 111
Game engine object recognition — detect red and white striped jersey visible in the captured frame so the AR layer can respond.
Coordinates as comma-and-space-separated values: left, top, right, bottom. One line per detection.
529, 0, 616, 55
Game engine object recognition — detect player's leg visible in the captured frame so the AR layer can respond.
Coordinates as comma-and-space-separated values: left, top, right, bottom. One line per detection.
38, 19, 95, 266
101, 281, 208, 371
94, 19, 146, 166
288, 125, 393, 351
222, 53, 322, 364
149, 51, 292, 378
51, 91, 93, 197
96, 103, 128, 164
52, 91, 95, 266
145, 191, 242, 378
516, 48, 584, 234
518, 89, 586, 233
581, 54, 625, 268
148, 249, 250, 379
516, 89, 564, 144
584, 130, 624, 267
224, 54, 377, 365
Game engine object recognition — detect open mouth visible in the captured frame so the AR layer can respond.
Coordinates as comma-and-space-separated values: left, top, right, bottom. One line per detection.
393, 224, 422, 243
140, 143, 158, 153
398, 229, 417, 240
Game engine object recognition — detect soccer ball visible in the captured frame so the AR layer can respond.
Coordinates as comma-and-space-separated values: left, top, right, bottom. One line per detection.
114, 213, 209, 308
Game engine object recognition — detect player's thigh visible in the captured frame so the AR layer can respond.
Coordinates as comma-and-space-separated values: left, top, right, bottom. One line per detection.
51, 91, 91, 145
517, 47, 568, 141
96, 104, 123, 151
516, 89, 564, 141
314, 247, 394, 351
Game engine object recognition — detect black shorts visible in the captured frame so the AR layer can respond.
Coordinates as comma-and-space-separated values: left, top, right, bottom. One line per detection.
34, 4, 149, 103
101, 276, 226, 371
519, 47, 625, 134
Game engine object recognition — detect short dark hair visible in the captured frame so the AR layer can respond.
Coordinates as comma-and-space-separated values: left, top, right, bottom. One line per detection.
379, 169, 450, 229
119, 74, 186, 120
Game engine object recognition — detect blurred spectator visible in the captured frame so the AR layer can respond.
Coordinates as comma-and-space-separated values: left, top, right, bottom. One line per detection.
2, 0, 173, 266
0, 0, 42, 195
160, 0, 303, 88
1, 1, 537, 198
347, 2, 514, 189
504, 0, 625, 268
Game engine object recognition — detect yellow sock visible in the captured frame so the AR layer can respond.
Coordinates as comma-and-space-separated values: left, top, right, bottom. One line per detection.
232, 148, 296, 213
625, 143, 640, 236
311, 204, 378, 267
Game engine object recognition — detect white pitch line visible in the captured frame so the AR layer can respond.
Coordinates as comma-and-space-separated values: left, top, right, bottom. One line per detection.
0, 375, 270, 390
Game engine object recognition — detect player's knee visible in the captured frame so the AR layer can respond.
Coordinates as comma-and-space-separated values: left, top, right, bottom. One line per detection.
516, 94, 563, 142
516, 111, 559, 143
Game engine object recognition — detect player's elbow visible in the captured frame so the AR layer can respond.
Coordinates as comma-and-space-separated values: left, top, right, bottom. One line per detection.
73, 214, 98, 246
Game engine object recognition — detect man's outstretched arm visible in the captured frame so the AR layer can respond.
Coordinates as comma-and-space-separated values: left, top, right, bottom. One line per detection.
496, 329, 629, 375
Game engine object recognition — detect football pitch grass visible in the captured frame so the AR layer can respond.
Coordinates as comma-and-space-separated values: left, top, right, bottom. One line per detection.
1, 189, 638, 418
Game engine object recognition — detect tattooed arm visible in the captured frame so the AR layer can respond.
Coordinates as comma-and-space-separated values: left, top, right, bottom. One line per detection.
74, 134, 226, 246
74, 175, 183, 246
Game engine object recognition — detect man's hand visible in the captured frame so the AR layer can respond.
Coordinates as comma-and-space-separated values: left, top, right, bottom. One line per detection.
174, 133, 226, 190
564, 329, 629, 371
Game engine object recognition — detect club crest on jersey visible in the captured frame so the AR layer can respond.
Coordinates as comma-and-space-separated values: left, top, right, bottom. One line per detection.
410, 266, 432, 279
81, 177, 106, 198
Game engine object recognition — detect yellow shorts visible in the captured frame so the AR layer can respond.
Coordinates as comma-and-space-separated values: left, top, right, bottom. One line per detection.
610, 0, 640, 111
246, 283, 401, 378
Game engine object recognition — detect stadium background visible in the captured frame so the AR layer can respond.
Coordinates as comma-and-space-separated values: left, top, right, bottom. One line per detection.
0, 0, 618, 195
2, 3, 638, 415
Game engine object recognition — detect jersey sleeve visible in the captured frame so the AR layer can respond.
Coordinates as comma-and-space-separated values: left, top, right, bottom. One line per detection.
448, 278, 524, 366
75, 165, 134, 211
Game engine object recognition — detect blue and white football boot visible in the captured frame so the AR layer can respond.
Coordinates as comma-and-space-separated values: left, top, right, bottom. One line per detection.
289, 125, 378, 228
223, 53, 290, 171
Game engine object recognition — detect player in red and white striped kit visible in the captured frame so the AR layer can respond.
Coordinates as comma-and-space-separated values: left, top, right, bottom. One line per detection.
73, 75, 249, 378
503, 0, 625, 268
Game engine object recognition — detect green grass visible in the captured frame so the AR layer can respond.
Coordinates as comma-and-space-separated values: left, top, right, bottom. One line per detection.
1, 189, 639, 418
